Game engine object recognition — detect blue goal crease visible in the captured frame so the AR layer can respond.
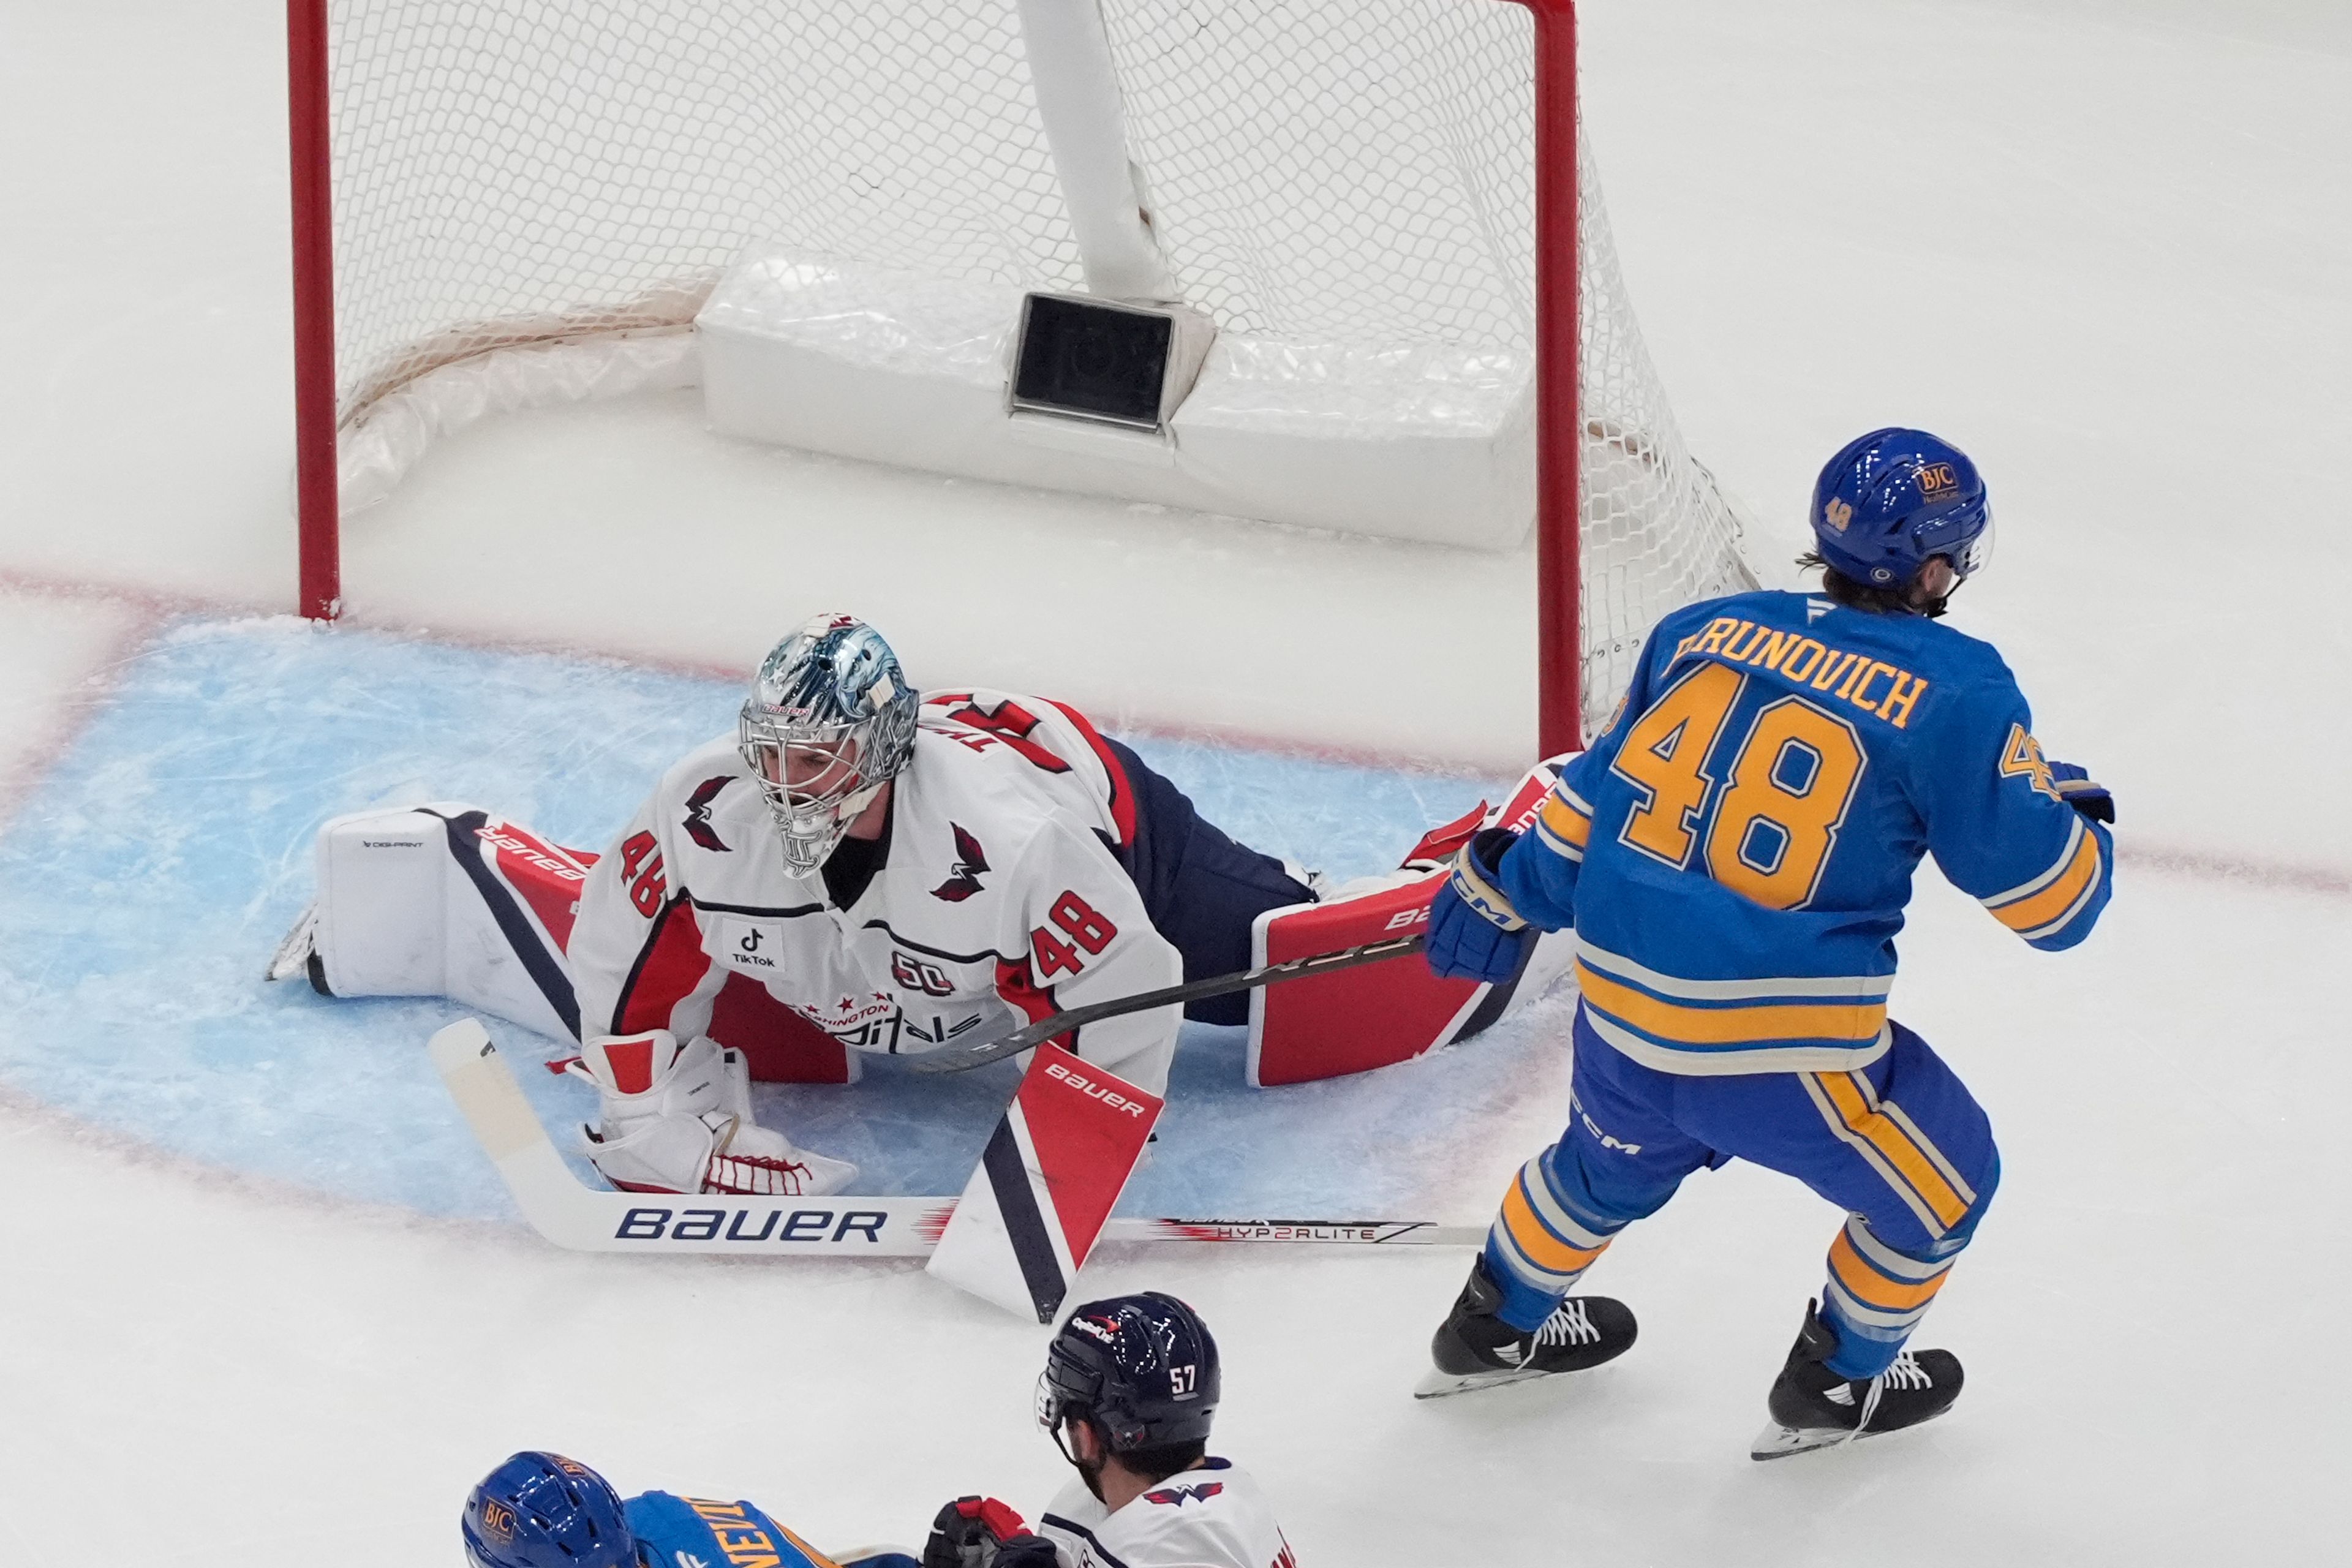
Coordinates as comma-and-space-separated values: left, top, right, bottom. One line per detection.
0, 617, 1562, 1223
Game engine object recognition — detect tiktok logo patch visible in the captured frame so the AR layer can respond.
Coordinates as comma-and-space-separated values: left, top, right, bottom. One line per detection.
721, 919, 781, 971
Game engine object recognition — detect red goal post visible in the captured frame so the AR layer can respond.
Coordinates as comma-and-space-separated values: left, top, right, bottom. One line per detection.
285, 0, 1751, 758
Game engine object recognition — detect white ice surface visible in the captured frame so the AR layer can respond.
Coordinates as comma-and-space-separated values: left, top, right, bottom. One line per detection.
2, 1, 2350, 1564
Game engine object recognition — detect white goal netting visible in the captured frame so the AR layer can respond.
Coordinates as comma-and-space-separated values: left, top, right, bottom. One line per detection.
323, 0, 1753, 734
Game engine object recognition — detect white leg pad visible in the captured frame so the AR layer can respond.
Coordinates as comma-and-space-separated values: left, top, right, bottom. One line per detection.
309, 804, 579, 1040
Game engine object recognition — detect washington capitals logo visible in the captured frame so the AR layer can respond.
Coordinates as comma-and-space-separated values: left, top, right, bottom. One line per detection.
932, 824, 989, 902
1144, 1482, 1224, 1507
682, 774, 733, 852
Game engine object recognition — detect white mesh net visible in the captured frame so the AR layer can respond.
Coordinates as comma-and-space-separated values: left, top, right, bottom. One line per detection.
323, 0, 1753, 733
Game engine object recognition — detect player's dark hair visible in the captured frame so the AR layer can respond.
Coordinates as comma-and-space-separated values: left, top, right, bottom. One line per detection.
1797, 551, 1917, 615
1112, 1436, 1208, 1485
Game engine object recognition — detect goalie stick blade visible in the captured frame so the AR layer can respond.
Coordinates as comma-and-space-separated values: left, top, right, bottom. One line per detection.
429, 1018, 1485, 1258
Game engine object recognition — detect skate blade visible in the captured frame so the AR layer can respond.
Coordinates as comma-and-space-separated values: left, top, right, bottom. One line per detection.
1750, 1421, 1857, 1460
263, 905, 317, 983
1413, 1365, 1561, 1400
1749, 1406, 1949, 1461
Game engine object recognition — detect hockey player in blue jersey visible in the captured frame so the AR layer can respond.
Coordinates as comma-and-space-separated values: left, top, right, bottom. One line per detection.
461, 1450, 871, 1568
460, 1293, 1289, 1568
459, 1449, 1019, 1568
1418, 429, 2114, 1457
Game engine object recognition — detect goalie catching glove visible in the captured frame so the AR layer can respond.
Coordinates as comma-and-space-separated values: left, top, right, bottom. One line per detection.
565, 1029, 856, 1196
1423, 827, 1536, 985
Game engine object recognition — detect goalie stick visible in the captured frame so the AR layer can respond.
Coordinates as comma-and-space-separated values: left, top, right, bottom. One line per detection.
911, 932, 1429, 1076
429, 1019, 1479, 1256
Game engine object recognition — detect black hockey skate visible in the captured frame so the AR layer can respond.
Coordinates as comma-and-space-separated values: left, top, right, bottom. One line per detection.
1414, 1258, 1637, 1399
1751, 1300, 1964, 1460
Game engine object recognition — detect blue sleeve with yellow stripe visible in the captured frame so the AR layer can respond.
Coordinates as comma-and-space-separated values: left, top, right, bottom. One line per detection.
1917, 674, 2113, 951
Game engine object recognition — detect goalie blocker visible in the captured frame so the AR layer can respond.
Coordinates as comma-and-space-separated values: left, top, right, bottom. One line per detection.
1247, 756, 1575, 1083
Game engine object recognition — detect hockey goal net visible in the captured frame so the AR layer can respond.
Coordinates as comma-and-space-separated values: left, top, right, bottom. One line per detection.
289, 0, 1754, 749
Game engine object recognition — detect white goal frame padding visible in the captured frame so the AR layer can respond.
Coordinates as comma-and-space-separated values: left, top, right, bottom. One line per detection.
698, 0, 1537, 549
698, 247, 1534, 550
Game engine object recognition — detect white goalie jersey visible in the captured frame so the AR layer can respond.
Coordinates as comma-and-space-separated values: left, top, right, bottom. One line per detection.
565, 690, 1180, 1090
289, 679, 1565, 1117
1038, 1460, 1294, 1568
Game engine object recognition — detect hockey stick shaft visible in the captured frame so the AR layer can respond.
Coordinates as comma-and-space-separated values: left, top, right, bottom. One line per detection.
431, 1021, 1481, 1256
911, 932, 1429, 1075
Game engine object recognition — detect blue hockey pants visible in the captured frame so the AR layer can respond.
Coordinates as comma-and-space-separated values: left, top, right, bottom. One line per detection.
1484, 1001, 2000, 1379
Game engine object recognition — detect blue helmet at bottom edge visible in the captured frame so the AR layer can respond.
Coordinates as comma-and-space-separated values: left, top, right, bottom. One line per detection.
1811, 428, 1992, 590
464, 1452, 635, 1568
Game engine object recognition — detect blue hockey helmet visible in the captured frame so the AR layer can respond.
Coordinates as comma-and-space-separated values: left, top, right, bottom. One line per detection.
462, 1452, 635, 1568
1809, 428, 1993, 590
1038, 1291, 1221, 1456
739, 612, 922, 876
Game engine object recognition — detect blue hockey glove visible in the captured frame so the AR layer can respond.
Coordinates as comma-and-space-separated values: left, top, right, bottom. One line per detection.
1425, 827, 1535, 984
2048, 761, 2114, 824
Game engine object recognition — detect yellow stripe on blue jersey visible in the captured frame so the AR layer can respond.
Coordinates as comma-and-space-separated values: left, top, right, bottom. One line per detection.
1491, 588, 2113, 1077
1572, 940, 1894, 1074
1981, 813, 2107, 943
1534, 786, 1593, 861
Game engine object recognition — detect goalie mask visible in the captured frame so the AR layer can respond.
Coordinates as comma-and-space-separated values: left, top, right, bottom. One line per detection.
739, 613, 921, 876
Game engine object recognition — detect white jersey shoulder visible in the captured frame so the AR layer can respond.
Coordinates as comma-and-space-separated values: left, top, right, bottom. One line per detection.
636, 688, 1129, 909
912, 687, 1132, 845
1038, 1461, 1294, 1568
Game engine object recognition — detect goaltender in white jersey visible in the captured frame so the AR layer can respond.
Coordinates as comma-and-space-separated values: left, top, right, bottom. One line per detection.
271, 614, 1318, 1198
